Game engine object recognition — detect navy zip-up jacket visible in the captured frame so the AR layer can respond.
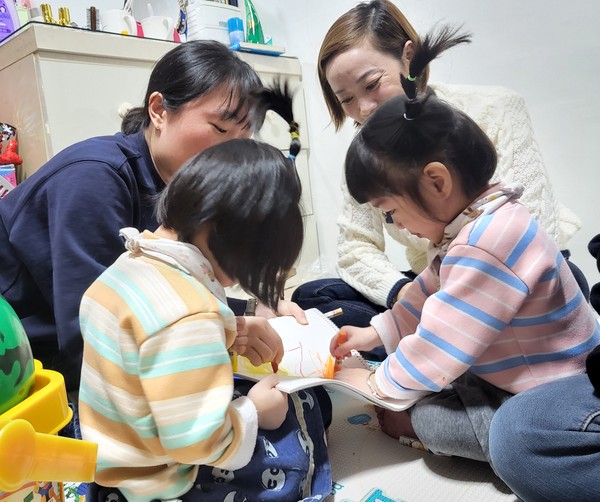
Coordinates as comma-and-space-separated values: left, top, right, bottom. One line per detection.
0, 132, 164, 391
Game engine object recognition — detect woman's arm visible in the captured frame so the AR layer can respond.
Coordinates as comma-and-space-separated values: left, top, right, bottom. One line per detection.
492, 88, 566, 245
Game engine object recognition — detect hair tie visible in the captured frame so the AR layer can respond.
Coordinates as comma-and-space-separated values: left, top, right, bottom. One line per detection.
406, 74, 416, 82
288, 154, 296, 160
290, 131, 300, 139
403, 113, 415, 121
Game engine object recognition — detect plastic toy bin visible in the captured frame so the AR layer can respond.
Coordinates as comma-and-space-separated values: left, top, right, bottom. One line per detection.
0, 360, 97, 502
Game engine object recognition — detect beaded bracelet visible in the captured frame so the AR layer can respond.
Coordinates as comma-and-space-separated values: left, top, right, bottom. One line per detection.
366, 370, 387, 400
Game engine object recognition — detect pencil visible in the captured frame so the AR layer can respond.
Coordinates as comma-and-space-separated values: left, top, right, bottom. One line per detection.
324, 307, 343, 319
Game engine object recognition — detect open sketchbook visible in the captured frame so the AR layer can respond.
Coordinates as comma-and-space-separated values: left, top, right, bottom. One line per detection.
234, 308, 412, 412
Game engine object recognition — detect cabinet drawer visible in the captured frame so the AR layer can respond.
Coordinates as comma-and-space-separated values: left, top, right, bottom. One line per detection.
40, 53, 149, 157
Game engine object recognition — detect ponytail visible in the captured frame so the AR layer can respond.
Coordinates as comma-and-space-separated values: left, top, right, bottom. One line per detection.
401, 25, 471, 120
252, 78, 302, 159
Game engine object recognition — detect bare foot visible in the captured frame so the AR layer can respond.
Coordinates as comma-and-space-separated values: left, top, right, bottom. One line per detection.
374, 406, 417, 440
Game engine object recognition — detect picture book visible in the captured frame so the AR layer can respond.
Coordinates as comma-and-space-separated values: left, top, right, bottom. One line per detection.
234, 308, 413, 412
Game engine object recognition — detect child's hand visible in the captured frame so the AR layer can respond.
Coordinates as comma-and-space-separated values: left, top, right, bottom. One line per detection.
248, 373, 289, 430
233, 316, 284, 368
330, 325, 382, 359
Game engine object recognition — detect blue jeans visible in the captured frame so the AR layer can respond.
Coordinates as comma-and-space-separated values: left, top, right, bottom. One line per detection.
489, 374, 600, 501
291, 278, 386, 328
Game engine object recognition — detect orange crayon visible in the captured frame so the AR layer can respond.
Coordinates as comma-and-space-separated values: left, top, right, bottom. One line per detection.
334, 331, 347, 373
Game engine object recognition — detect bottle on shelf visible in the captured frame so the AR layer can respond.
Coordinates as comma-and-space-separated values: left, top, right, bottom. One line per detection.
244, 0, 264, 44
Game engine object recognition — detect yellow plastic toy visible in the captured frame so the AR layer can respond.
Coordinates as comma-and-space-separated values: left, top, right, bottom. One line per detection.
0, 417, 97, 492
0, 360, 98, 493
0, 296, 97, 495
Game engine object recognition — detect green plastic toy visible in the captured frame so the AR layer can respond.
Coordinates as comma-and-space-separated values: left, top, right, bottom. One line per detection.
0, 295, 34, 414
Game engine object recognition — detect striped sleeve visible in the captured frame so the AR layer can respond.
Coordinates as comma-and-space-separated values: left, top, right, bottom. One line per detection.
371, 202, 597, 401
79, 252, 259, 498
373, 273, 433, 355
138, 314, 258, 470
374, 244, 530, 400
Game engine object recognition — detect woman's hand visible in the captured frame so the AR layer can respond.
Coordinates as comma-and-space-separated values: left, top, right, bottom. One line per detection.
233, 316, 284, 367
248, 373, 289, 430
255, 300, 308, 324
330, 325, 382, 358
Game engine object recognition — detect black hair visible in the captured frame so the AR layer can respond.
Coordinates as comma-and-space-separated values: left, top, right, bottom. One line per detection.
155, 80, 303, 310
252, 78, 301, 158
122, 40, 262, 135
155, 139, 302, 310
345, 25, 497, 214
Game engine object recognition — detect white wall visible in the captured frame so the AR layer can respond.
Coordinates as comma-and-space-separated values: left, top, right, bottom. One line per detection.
253, 0, 600, 287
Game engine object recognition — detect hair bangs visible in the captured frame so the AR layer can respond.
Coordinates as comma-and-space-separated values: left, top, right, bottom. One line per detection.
218, 70, 263, 129
219, 87, 251, 126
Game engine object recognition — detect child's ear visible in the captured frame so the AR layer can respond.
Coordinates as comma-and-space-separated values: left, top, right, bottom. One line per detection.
421, 161, 453, 200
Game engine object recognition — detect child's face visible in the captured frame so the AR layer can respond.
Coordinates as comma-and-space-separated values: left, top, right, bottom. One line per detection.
326, 39, 409, 125
371, 162, 469, 245
372, 194, 447, 245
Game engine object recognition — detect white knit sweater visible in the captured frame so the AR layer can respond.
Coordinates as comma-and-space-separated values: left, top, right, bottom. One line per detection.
336, 83, 581, 308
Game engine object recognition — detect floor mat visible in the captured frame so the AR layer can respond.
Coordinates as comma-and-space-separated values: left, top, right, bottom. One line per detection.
326, 390, 518, 502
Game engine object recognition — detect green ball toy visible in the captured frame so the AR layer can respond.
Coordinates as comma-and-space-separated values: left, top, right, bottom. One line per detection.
0, 295, 35, 415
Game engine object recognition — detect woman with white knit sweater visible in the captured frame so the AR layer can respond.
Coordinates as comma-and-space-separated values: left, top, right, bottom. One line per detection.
292, 0, 588, 362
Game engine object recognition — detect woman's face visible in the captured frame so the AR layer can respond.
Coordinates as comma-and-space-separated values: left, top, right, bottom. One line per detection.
325, 40, 409, 125
150, 88, 253, 182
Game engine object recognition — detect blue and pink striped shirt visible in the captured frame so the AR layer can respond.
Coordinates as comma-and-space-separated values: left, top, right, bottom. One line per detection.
371, 193, 599, 402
